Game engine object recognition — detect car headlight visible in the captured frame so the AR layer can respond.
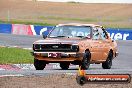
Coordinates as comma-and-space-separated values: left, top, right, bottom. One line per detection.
33, 44, 41, 50
71, 45, 79, 52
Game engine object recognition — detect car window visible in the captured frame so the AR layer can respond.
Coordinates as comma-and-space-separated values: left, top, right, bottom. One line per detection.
92, 27, 100, 40
93, 27, 107, 40
97, 27, 106, 40
49, 26, 91, 38
102, 27, 108, 39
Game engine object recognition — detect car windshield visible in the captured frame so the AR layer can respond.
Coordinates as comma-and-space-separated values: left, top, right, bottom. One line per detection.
48, 26, 91, 38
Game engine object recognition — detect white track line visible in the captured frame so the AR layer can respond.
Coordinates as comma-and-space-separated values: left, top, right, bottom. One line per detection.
0, 74, 24, 77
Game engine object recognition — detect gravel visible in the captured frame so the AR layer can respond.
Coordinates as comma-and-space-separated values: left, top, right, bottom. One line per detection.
0, 74, 131, 88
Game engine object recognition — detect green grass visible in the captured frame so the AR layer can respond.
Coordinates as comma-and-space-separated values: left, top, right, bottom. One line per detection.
0, 20, 55, 26
0, 47, 33, 64
39, 16, 100, 22
0, 17, 132, 28
38, 16, 125, 22
67, 1, 80, 4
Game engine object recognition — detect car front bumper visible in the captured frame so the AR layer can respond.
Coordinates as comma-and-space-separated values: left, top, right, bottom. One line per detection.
31, 51, 83, 62
115, 52, 119, 57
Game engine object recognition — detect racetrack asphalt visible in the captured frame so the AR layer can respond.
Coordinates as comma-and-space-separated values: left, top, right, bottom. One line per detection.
0, 33, 132, 76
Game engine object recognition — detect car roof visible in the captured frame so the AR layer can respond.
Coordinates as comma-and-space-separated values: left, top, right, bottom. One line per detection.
57, 23, 101, 27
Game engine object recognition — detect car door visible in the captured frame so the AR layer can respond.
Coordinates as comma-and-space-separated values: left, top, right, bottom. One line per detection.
99, 27, 112, 60
96, 27, 110, 60
91, 27, 104, 61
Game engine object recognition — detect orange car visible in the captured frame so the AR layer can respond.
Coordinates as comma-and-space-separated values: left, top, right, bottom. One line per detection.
32, 23, 118, 70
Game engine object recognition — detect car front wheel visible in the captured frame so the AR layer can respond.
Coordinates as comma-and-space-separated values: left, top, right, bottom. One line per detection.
34, 58, 46, 70
60, 63, 70, 70
81, 51, 91, 70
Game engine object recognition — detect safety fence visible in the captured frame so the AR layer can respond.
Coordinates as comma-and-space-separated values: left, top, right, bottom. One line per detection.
0, 23, 132, 40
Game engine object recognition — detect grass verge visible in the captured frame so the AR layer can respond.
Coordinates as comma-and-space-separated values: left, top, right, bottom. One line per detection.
0, 20, 55, 26
38, 16, 124, 22
0, 18, 132, 28
0, 47, 33, 64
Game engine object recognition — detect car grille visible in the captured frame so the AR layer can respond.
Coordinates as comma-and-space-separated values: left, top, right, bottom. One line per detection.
33, 44, 79, 52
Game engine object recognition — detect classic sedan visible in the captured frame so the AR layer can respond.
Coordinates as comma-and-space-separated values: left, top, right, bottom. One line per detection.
32, 23, 118, 70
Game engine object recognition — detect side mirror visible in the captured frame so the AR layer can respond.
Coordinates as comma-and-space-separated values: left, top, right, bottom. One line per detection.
112, 40, 114, 42
43, 35, 47, 39
42, 31, 49, 39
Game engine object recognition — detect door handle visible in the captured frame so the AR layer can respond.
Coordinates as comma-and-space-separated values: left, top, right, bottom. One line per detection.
98, 41, 102, 44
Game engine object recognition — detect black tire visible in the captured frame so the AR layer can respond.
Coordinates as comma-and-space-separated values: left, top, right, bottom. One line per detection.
34, 58, 46, 70
76, 76, 87, 86
102, 51, 113, 69
81, 51, 91, 70
60, 63, 70, 70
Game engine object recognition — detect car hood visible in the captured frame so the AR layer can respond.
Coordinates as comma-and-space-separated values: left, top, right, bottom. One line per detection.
34, 38, 83, 44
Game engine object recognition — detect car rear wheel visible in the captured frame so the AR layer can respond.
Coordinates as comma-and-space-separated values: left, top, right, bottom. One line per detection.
81, 51, 91, 70
102, 51, 113, 69
34, 58, 46, 70
60, 63, 70, 70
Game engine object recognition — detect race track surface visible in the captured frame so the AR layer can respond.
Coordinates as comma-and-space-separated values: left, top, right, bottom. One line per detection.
0, 33, 132, 76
